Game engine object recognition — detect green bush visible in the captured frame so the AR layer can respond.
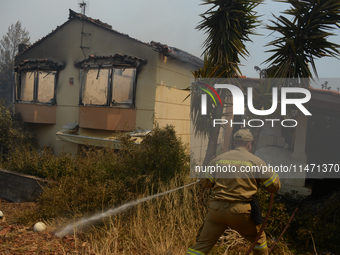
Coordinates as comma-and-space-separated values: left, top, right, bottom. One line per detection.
2, 146, 75, 179
4, 125, 189, 218
256, 188, 340, 254
125, 124, 189, 184
0, 99, 37, 160
286, 191, 340, 254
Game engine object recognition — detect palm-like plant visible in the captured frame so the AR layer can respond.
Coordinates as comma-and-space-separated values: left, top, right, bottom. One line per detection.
264, 0, 340, 81
189, 57, 233, 166
191, 0, 263, 165
197, 0, 263, 72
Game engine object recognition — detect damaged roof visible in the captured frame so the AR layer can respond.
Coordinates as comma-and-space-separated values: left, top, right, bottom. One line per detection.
150, 41, 203, 67
76, 53, 147, 68
15, 58, 64, 71
68, 9, 113, 30
16, 9, 203, 68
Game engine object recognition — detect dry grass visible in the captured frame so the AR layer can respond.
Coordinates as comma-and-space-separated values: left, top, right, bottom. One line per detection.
1, 178, 295, 255
86, 177, 207, 254
80, 178, 293, 255
218, 228, 248, 255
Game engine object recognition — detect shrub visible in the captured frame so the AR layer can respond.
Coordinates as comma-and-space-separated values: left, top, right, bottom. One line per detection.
256, 188, 340, 254
2, 146, 75, 179
23, 125, 191, 218
0, 99, 37, 161
125, 124, 190, 185
287, 191, 340, 254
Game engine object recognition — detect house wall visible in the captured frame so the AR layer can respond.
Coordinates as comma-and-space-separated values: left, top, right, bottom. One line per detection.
15, 18, 159, 154
15, 18, 198, 154
154, 55, 195, 145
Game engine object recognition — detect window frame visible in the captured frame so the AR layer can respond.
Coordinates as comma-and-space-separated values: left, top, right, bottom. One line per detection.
15, 59, 63, 105
15, 69, 58, 105
79, 65, 137, 109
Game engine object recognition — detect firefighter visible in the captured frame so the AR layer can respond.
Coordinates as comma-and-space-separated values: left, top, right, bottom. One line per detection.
186, 129, 281, 255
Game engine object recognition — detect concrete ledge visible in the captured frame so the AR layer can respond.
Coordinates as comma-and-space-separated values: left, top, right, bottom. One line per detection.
0, 168, 49, 202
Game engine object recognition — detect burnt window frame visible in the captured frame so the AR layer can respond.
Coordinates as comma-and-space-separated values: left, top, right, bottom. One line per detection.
76, 54, 147, 109
14, 59, 63, 105
79, 65, 137, 108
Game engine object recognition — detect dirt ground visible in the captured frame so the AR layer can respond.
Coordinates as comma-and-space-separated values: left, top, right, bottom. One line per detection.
0, 198, 93, 255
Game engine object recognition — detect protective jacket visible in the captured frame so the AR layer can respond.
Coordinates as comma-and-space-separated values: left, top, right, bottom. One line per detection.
200, 146, 280, 201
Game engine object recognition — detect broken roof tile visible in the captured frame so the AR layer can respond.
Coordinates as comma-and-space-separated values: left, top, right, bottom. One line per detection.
76, 53, 147, 68
69, 9, 112, 30
150, 41, 203, 67
15, 58, 64, 71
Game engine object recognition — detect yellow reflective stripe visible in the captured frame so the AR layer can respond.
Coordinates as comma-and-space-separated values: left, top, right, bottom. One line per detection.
187, 248, 205, 255
217, 159, 241, 164
254, 241, 267, 250
205, 172, 215, 183
217, 159, 253, 166
264, 172, 277, 187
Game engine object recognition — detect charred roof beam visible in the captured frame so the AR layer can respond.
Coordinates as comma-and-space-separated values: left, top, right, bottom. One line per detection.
75, 54, 147, 69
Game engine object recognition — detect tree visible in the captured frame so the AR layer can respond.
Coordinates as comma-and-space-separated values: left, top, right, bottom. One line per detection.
251, 0, 340, 151
0, 21, 30, 105
254, 66, 267, 79
263, 0, 340, 81
191, 0, 263, 165
197, 0, 263, 74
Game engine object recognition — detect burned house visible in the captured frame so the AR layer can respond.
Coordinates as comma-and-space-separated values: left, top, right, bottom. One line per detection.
190, 79, 340, 196
14, 9, 202, 155
234, 85, 340, 195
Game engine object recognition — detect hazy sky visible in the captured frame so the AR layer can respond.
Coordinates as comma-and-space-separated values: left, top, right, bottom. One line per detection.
1, 0, 340, 84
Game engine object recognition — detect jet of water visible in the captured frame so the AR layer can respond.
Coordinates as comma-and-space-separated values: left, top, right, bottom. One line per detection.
55, 180, 199, 237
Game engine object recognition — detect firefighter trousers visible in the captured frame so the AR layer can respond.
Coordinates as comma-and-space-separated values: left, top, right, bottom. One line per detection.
186, 200, 268, 255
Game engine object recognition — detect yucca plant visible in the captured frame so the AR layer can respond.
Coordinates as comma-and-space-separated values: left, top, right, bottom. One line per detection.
189, 57, 233, 165
249, 0, 340, 147
197, 0, 263, 73
190, 0, 263, 165
264, 0, 340, 81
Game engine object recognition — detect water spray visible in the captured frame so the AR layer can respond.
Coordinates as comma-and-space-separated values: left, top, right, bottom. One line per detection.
55, 180, 200, 237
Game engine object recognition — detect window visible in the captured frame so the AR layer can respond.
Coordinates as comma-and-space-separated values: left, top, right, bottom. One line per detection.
20, 71, 35, 102
112, 68, 135, 106
80, 67, 136, 108
15, 59, 63, 105
77, 54, 146, 108
37, 71, 56, 103
16, 70, 57, 104
82, 68, 109, 105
